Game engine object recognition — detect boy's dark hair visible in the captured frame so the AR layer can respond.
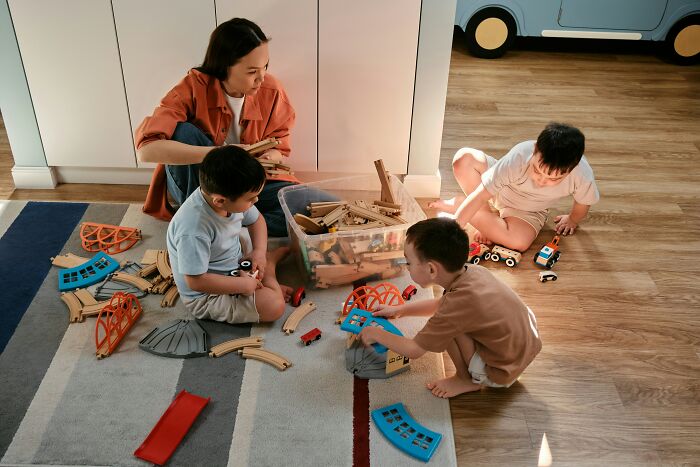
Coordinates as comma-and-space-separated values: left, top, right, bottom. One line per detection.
536, 123, 585, 174
197, 18, 269, 81
406, 218, 470, 272
199, 146, 266, 200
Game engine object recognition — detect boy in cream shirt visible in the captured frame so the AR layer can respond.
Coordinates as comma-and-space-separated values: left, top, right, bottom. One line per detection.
431, 122, 599, 251
359, 218, 541, 398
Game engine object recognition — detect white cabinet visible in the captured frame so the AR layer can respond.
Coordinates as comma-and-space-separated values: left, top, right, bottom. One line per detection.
215, 0, 318, 172
318, 0, 421, 174
113, 0, 215, 168
8, 0, 136, 167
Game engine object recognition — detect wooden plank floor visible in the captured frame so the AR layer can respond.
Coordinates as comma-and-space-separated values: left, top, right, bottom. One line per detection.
2, 33, 699, 466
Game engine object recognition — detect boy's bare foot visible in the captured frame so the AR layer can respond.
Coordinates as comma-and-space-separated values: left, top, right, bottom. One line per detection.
426, 376, 482, 398
267, 246, 290, 265
428, 196, 465, 214
472, 229, 492, 245
280, 284, 293, 302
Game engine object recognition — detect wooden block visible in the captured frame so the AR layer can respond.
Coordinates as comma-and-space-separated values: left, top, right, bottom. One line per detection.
314, 264, 359, 279
360, 250, 405, 261
245, 137, 280, 155
339, 240, 358, 263
320, 206, 347, 227
309, 202, 345, 217
294, 213, 325, 234
374, 159, 396, 204
347, 204, 403, 226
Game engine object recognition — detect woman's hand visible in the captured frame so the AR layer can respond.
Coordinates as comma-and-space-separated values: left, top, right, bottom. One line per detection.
371, 304, 402, 319
259, 148, 284, 163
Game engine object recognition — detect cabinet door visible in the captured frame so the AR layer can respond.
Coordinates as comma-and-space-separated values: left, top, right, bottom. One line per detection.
319, 0, 420, 174
113, 0, 215, 168
9, 0, 136, 167
216, 0, 318, 172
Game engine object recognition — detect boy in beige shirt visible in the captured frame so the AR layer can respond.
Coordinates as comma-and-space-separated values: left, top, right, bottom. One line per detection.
430, 122, 599, 251
359, 218, 542, 398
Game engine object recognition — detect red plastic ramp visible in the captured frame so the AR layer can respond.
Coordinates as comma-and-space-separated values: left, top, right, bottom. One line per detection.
134, 390, 210, 465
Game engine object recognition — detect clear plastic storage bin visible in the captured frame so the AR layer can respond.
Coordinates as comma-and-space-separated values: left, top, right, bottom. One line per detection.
278, 173, 426, 288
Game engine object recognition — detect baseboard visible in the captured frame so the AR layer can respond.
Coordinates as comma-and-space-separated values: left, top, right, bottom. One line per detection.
402, 173, 441, 198
11, 165, 58, 188
55, 167, 153, 185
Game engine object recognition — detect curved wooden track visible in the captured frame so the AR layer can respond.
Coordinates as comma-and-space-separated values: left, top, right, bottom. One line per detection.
138, 262, 158, 278
80, 299, 112, 318
60, 292, 83, 323
209, 336, 263, 358
111, 272, 153, 292
51, 253, 90, 269
160, 284, 180, 307
282, 302, 317, 334
239, 347, 292, 371
73, 288, 97, 306
156, 250, 172, 279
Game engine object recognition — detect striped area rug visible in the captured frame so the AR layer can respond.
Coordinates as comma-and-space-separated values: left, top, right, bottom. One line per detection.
0, 201, 456, 467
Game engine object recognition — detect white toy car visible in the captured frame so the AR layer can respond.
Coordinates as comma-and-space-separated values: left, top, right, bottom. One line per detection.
539, 271, 558, 282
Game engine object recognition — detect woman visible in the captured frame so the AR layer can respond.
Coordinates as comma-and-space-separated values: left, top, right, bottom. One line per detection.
136, 18, 298, 236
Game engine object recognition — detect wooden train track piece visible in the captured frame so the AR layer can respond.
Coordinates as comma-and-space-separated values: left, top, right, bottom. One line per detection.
293, 213, 324, 234
80, 299, 113, 318
209, 336, 264, 358
73, 288, 98, 306
156, 250, 172, 279
95, 292, 142, 359
374, 159, 397, 204
61, 292, 84, 323
239, 347, 292, 371
58, 252, 120, 292
160, 284, 180, 308
51, 253, 91, 269
282, 301, 317, 335
80, 222, 141, 255
346, 204, 403, 226
138, 262, 158, 278
141, 249, 160, 265
244, 137, 280, 155
110, 272, 153, 292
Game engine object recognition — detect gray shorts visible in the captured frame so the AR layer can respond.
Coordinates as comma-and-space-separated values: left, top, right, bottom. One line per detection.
182, 292, 259, 324
485, 154, 549, 233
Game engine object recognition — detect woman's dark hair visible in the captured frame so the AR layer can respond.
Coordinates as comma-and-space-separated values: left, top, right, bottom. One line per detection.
199, 145, 266, 200
406, 218, 470, 272
196, 18, 269, 81
536, 122, 585, 174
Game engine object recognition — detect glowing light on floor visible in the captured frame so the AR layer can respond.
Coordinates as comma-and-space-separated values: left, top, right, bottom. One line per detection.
538, 433, 552, 467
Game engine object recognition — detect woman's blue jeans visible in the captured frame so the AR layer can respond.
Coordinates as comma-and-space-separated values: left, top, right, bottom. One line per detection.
166, 122, 335, 237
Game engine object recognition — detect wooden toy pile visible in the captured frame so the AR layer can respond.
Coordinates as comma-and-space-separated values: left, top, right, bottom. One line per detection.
290, 160, 410, 288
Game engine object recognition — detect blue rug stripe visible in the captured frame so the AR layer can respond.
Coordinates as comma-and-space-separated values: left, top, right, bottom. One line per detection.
0, 201, 88, 354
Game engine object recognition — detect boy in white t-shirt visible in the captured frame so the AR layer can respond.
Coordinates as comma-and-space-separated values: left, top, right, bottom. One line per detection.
431, 123, 599, 251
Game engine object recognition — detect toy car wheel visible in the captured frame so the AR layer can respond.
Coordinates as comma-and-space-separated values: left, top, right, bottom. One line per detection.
505, 258, 516, 267
239, 260, 252, 271
551, 275, 558, 281
666, 15, 700, 65
483, 252, 491, 261
534, 252, 540, 262
464, 7, 517, 59
490, 252, 500, 262
554, 251, 561, 261
470, 256, 481, 264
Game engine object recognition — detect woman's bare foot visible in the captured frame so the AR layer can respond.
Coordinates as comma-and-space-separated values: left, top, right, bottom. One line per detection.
280, 284, 293, 302
267, 246, 290, 265
428, 196, 465, 214
426, 376, 482, 398
472, 229, 492, 245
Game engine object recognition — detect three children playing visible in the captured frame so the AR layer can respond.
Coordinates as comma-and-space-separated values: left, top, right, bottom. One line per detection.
167, 122, 597, 398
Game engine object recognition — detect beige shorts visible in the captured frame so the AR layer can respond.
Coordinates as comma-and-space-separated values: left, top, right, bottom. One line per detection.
182, 292, 259, 324
468, 351, 515, 388
485, 154, 549, 233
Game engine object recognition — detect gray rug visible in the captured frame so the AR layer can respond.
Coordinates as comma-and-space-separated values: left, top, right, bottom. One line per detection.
0, 201, 456, 466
